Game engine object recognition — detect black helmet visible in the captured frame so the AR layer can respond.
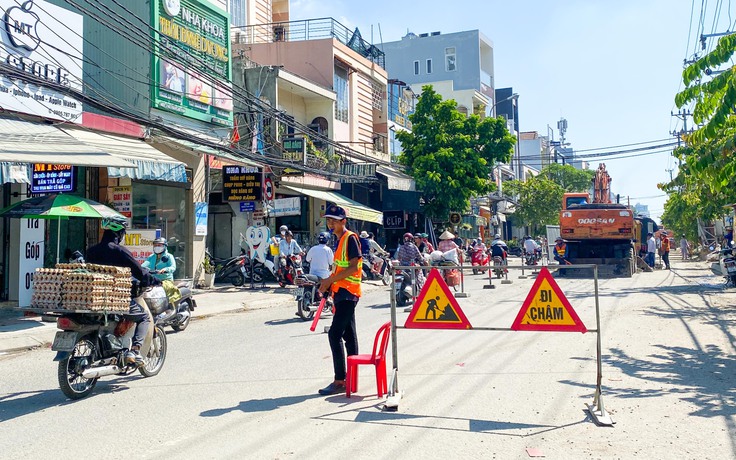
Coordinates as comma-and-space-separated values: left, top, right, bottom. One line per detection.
318, 232, 329, 244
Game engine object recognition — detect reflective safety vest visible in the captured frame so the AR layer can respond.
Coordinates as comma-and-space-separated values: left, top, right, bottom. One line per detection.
662, 238, 670, 251
555, 243, 567, 257
331, 230, 362, 297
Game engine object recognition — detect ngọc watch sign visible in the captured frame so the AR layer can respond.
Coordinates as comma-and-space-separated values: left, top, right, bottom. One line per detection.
153, 0, 232, 125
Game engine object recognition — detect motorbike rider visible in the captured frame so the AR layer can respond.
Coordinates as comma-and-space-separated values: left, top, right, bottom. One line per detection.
306, 232, 334, 301
421, 233, 435, 253
278, 230, 303, 281
142, 237, 180, 305
490, 233, 509, 264
359, 231, 372, 257
396, 232, 426, 287
522, 235, 540, 263
366, 231, 389, 274
86, 216, 160, 366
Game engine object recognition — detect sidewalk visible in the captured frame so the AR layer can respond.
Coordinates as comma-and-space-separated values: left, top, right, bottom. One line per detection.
0, 282, 385, 355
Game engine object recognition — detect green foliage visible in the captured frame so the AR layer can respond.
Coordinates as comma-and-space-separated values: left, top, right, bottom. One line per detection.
397, 86, 515, 221
505, 178, 564, 233
660, 191, 701, 242
202, 255, 216, 274
539, 163, 595, 192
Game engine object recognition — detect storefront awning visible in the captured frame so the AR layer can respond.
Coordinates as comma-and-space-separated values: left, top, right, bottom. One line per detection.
0, 118, 136, 169
377, 165, 415, 191
155, 136, 262, 168
283, 185, 383, 225
61, 128, 187, 182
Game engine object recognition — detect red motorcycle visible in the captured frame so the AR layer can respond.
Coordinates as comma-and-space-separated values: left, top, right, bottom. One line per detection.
471, 246, 490, 274
278, 254, 304, 287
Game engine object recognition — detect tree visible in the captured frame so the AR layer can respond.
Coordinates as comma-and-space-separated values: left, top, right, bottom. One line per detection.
397, 86, 515, 222
505, 178, 564, 233
540, 163, 595, 192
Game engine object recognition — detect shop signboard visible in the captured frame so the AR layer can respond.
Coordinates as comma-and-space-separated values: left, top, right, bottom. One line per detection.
31, 164, 75, 193
0, 0, 83, 122
222, 166, 262, 202
152, 0, 232, 126
282, 137, 305, 163
271, 197, 300, 217
124, 229, 161, 264
383, 210, 405, 229
239, 201, 255, 212
195, 202, 208, 235
19, 218, 44, 307
108, 185, 132, 218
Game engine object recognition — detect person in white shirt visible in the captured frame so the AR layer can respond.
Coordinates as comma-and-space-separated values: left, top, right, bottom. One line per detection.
523, 235, 539, 255
646, 232, 656, 268
367, 231, 389, 274
306, 232, 334, 280
278, 231, 303, 277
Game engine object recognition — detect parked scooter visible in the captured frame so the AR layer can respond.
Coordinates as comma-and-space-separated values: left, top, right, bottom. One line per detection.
471, 246, 490, 274
361, 253, 392, 285
51, 283, 167, 400
717, 241, 736, 286
205, 249, 248, 286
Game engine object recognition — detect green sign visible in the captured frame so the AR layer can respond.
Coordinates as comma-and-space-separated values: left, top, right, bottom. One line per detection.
152, 0, 232, 125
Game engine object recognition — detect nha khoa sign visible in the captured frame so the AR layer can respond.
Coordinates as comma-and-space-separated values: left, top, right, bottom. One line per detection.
0, 0, 83, 121
153, 0, 232, 126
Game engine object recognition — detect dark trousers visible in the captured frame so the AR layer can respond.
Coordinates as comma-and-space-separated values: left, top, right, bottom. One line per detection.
328, 298, 359, 381
128, 301, 150, 348
662, 251, 670, 269
554, 255, 569, 274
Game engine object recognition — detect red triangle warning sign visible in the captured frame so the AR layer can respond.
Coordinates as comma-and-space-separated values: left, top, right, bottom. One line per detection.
404, 268, 472, 330
511, 267, 587, 333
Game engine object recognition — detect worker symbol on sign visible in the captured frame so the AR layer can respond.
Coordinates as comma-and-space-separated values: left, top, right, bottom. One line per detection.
405, 269, 471, 329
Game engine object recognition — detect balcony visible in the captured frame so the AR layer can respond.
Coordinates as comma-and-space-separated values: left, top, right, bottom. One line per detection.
232, 18, 385, 68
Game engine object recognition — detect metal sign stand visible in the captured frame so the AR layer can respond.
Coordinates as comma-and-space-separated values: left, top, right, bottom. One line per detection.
384, 263, 614, 427
455, 256, 469, 298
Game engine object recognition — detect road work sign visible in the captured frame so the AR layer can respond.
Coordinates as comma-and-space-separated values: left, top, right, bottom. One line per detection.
511, 267, 587, 333
405, 269, 472, 330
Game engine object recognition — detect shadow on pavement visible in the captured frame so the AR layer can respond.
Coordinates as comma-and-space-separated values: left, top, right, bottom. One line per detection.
200, 394, 323, 417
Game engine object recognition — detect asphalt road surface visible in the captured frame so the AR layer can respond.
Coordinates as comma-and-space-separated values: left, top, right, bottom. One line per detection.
0, 258, 733, 459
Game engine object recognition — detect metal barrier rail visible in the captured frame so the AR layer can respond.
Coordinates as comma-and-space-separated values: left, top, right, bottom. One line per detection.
385, 263, 612, 426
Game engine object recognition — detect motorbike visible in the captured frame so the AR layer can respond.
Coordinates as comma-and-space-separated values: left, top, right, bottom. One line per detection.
493, 253, 508, 279
292, 273, 332, 321
205, 249, 248, 287
430, 249, 461, 291
392, 261, 418, 307
277, 254, 304, 287
471, 247, 490, 274
523, 249, 541, 266
361, 253, 392, 285
716, 241, 736, 286
51, 284, 168, 400
153, 281, 197, 332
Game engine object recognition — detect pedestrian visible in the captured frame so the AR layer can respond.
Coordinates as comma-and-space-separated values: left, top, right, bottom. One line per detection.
646, 232, 656, 268
318, 205, 363, 396
660, 231, 671, 270
680, 234, 690, 261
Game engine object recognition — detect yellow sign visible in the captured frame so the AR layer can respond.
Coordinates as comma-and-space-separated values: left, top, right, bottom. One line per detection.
511, 267, 586, 332
404, 269, 472, 329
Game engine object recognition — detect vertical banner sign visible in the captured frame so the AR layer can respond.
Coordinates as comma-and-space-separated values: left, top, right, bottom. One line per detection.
19, 218, 45, 307
108, 186, 132, 218
194, 202, 208, 236
152, 0, 232, 126
222, 166, 262, 201
0, 0, 84, 122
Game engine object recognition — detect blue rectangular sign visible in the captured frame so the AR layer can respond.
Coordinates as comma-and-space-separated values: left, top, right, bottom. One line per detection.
240, 201, 256, 212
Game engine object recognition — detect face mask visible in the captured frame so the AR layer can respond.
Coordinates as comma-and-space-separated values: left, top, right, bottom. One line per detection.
153, 246, 165, 254
281, 231, 286, 236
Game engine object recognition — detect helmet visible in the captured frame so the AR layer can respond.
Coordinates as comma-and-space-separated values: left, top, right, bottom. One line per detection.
153, 237, 167, 245
413, 233, 422, 239
403, 232, 414, 242
318, 232, 329, 244
524, 235, 530, 240
279, 225, 288, 234
101, 216, 128, 233
494, 233, 501, 239
368, 232, 375, 239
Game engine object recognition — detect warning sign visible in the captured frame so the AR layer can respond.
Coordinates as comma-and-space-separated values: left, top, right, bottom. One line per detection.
511, 267, 587, 333
404, 269, 472, 329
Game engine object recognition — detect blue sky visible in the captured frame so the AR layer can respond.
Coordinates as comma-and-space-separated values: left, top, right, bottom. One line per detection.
289, 0, 713, 221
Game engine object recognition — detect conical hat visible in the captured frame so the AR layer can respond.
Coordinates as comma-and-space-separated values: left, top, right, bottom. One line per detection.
439, 230, 455, 240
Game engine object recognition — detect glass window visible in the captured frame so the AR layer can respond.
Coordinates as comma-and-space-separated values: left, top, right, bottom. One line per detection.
426, 59, 432, 74
132, 183, 188, 279
334, 63, 349, 123
413, 60, 420, 75
445, 47, 456, 72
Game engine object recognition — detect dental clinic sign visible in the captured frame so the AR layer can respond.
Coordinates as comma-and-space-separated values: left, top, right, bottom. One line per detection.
153, 0, 232, 126
0, 0, 83, 121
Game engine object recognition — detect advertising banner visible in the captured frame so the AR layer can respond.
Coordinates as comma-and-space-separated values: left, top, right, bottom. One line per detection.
194, 201, 208, 235
152, 0, 232, 125
19, 218, 44, 307
0, 0, 83, 121
222, 165, 262, 201
31, 164, 75, 193
272, 197, 301, 217
108, 186, 132, 218
124, 229, 161, 264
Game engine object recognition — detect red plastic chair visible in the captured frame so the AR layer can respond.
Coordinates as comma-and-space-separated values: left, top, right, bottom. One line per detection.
345, 321, 391, 398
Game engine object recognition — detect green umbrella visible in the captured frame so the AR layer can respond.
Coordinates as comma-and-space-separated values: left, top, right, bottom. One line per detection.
0, 194, 125, 263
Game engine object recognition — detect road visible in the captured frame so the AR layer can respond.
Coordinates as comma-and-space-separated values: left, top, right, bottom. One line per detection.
0, 258, 734, 459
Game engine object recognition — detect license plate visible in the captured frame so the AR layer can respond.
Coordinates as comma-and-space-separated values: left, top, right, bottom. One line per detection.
291, 287, 304, 297
52, 331, 78, 351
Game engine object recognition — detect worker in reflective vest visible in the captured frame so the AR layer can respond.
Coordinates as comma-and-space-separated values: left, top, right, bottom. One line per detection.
317, 205, 362, 396
554, 236, 571, 275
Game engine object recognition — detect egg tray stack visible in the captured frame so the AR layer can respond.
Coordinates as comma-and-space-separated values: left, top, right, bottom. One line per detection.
31, 264, 132, 313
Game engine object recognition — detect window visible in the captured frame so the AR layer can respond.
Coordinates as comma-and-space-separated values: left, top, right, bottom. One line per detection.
334, 63, 349, 123
445, 47, 456, 71
426, 59, 432, 74
413, 60, 420, 75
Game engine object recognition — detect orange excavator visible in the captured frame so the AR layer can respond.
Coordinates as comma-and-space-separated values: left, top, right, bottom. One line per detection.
559, 163, 639, 277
